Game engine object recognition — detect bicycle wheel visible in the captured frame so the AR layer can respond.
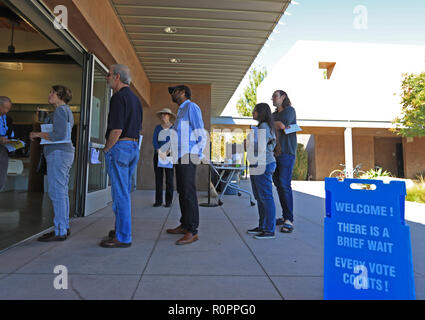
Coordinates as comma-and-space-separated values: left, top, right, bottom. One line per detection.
354, 170, 366, 179
329, 170, 345, 181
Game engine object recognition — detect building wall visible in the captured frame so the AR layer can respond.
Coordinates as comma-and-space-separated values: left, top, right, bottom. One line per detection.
403, 137, 425, 179
315, 135, 345, 180
138, 83, 212, 191
353, 136, 374, 173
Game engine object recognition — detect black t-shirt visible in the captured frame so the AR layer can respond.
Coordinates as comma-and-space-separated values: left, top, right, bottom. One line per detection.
105, 87, 143, 140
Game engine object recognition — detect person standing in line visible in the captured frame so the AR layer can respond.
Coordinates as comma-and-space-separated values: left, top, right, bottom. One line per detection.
30, 86, 74, 241
247, 103, 279, 239
100, 64, 143, 248
0, 96, 14, 192
165, 85, 206, 245
271, 90, 297, 233
152, 108, 175, 208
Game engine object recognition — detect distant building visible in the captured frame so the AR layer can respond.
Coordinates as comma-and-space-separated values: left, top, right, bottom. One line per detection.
257, 40, 425, 180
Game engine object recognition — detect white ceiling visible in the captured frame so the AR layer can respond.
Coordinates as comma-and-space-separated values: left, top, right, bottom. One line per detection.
110, 0, 290, 116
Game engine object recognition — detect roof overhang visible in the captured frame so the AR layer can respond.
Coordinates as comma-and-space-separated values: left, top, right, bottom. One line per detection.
110, 0, 291, 116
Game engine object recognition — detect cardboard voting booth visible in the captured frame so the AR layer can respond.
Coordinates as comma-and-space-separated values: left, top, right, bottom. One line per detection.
324, 178, 415, 300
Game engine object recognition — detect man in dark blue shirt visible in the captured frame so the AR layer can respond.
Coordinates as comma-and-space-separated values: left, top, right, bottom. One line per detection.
100, 64, 143, 248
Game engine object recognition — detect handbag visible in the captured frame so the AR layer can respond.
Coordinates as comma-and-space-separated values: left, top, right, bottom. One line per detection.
36, 148, 47, 175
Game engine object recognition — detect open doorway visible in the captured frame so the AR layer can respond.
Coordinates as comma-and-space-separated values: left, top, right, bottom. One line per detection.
0, 1, 83, 251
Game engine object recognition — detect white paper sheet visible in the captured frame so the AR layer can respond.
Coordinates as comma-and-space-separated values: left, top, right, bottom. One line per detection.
284, 124, 302, 134
40, 123, 72, 145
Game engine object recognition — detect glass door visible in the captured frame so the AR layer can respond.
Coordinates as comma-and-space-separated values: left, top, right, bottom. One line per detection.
76, 54, 112, 216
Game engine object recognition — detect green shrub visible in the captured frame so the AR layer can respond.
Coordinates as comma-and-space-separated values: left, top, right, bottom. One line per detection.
406, 182, 425, 204
293, 143, 308, 180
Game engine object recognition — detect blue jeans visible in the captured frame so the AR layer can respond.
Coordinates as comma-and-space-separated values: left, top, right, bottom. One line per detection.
250, 162, 277, 233
46, 150, 74, 236
273, 153, 296, 222
105, 141, 139, 243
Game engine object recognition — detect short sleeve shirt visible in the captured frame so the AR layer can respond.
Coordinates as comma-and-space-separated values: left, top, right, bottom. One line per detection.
106, 87, 143, 140
273, 106, 298, 156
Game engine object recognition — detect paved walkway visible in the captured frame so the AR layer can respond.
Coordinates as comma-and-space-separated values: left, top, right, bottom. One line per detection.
0, 181, 423, 300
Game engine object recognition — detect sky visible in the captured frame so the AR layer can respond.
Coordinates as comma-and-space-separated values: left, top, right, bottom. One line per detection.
221, 0, 425, 116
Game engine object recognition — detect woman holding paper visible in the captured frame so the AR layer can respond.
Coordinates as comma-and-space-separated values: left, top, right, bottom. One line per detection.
271, 90, 298, 233
30, 85, 74, 242
152, 108, 175, 207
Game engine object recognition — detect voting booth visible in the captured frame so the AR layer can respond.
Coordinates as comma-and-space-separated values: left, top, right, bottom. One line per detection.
324, 178, 415, 300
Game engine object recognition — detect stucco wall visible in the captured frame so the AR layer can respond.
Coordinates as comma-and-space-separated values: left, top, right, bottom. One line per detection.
138, 83, 212, 191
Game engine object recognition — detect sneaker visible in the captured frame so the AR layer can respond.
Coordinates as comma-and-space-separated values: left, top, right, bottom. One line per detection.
254, 231, 276, 240
247, 227, 263, 235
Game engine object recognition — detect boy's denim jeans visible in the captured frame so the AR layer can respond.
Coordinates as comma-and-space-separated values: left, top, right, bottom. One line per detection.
105, 141, 139, 243
250, 162, 277, 233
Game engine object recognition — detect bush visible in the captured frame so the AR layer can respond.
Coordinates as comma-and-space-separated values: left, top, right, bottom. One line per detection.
359, 167, 392, 179
293, 143, 308, 180
406, 181, 425, 204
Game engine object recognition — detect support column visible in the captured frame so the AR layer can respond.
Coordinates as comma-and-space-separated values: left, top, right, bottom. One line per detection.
344, 128, 354, 178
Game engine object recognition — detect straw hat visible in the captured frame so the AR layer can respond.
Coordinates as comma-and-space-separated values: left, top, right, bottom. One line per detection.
156, 108, 176, 121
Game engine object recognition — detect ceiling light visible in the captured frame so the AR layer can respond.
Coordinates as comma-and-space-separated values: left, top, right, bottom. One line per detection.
164, 27, 178, 34
0, 62, 24, 71
170, 58, 181, 64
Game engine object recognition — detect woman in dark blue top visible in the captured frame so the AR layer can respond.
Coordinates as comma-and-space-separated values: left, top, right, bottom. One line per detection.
153, 108, 175, 207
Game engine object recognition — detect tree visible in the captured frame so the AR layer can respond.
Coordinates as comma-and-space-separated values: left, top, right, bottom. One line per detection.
392, 71, 425, 137
236, 67, 267, 117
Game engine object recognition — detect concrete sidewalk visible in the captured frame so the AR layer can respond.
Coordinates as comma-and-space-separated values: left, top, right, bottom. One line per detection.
0, 181, 423, 300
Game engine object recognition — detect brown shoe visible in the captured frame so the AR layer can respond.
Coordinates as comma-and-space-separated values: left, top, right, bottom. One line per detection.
166, 225, 187, 235
176, 232, 199, 245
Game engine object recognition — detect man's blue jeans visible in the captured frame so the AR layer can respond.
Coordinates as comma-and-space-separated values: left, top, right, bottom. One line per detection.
273, 153, 296, 223
46, 150, 74, 236
105, 141, 139, 243
250, 162, 277, 233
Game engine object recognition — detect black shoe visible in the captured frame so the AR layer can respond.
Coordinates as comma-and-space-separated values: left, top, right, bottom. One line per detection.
276, 218, 285, 226
254, 231, 276, 240
38, 233, 67, 242
164, 203, 172, 208
153, 203, 162, 207
108, 230, 116, 239
247, 227, 263, 235
38, 229, 70, 240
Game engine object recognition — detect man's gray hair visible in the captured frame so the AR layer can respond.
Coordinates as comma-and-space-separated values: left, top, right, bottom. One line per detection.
112, 64, 132, 85
0, 96, 11, 106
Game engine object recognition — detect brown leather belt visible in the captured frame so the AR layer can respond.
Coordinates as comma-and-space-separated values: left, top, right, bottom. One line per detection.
119, 137, 138, 142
